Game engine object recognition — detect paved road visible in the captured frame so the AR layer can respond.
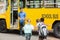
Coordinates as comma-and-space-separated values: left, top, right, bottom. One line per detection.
0, 33, 60, 40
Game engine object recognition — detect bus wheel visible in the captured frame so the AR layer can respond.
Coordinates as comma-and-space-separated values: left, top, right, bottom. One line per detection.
53, 22, 60, 38
0, 20, 7, 32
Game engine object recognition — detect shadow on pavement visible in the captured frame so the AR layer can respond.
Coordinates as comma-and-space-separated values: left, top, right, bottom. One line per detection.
0, 30, 60, 39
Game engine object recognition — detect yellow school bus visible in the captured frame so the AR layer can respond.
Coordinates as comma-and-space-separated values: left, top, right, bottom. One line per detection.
0, 0, 60, 38
0, 0, 11, 31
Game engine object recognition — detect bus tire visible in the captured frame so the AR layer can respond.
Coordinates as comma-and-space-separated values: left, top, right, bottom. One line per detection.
0, 20, 7, 32
53, 22, 60, 38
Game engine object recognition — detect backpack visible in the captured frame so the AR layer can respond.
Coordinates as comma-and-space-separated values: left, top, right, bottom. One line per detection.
39, 24, 47, 37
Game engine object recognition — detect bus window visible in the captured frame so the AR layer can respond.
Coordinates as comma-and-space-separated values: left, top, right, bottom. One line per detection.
44, 0, 57, 8
11, 0, 18, 8
19, 0, 25, 8
56, 0, 60, 8
6, 0, 8, 10
0, 0, 8, 14
26, 0, 42, 8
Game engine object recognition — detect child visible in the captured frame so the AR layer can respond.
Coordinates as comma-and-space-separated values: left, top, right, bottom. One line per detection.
23, 19, 34, 40
36, 19, 41, 36
36, 18, 47, 40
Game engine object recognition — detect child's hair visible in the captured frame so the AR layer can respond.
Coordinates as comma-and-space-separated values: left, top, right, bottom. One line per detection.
27, 19, 31, 22
36, 19, 40, 23
40, 18, 44, 22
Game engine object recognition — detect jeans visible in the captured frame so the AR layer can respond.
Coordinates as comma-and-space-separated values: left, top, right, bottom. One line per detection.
25, 33, 31, 40
20, 21, 24, 35
39, 36, 47, 40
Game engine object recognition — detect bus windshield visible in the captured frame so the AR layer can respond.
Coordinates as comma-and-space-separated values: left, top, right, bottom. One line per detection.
0, 0, 8, 14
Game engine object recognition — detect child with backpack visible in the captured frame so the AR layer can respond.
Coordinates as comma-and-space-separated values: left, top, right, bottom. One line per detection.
36, 18, 47, 40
